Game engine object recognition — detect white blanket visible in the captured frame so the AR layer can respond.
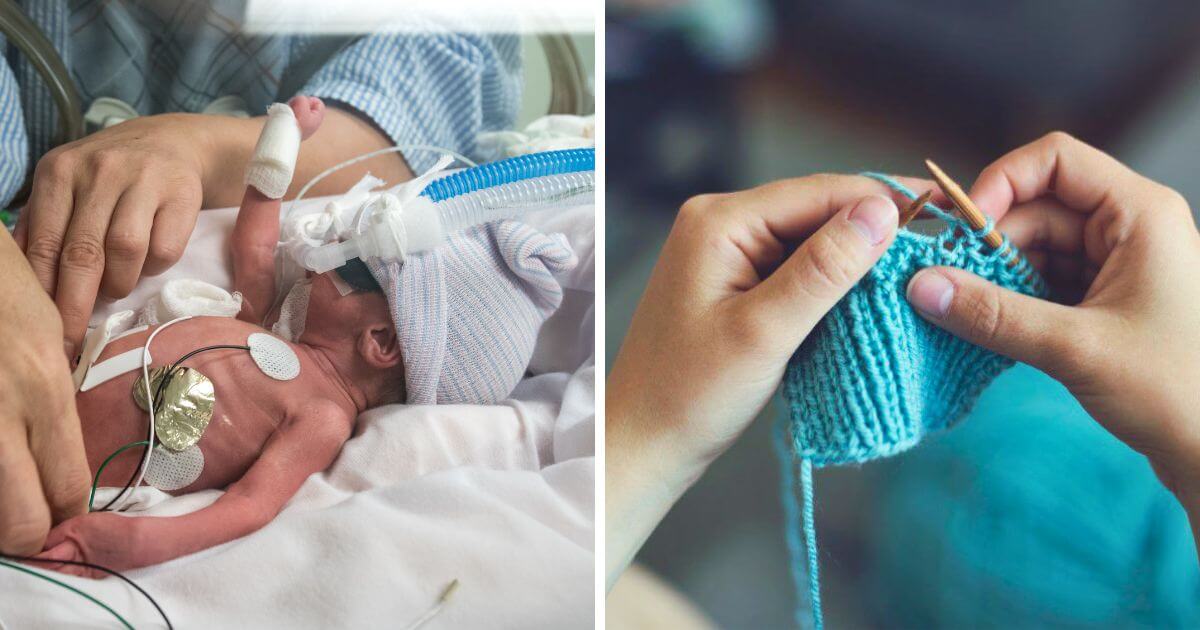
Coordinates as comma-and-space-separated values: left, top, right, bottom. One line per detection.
0, 198, 596, 629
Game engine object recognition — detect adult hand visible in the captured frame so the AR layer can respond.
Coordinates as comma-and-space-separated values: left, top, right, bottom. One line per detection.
14, 106, 410, 356
905, 132, 1200, 514
14, 113, 208, 355
607, 175, 908, 586
0, 229, 90, 556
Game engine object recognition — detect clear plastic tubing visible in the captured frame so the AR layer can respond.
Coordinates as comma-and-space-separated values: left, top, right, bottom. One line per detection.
301, 148, 594, 273
432, 171, 594, 233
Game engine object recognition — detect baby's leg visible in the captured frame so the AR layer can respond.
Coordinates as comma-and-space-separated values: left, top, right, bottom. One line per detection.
232, 96, 326, 322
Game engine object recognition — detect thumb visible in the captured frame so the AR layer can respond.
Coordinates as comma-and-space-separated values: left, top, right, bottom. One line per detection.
906, 266, 1079, 373
747, 194, 897, 348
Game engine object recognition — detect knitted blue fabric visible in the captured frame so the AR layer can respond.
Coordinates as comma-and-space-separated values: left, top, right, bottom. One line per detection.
776, 173, 1047, 629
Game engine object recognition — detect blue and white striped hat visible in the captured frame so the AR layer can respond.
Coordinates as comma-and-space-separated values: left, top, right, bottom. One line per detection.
367, 220, 577, 405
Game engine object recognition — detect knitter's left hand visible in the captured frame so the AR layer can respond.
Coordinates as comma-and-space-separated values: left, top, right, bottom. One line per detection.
607, 174, 913, 587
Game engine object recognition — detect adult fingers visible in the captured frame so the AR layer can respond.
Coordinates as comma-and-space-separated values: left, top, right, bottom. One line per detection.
142, 186, 200, 276
13, 208, 28, 250
54, 183, 122, 352
998, 199, 1092, 261
25, 376, 90, 524
0, 426, 51, 555
906, 265, 1089, 375
22, 153, 77, 296
674, 175, 912, 289
728, 174, 911, 243
99, 187, 156, 299
968, 131, 1148, 221
743, 194, 898, 348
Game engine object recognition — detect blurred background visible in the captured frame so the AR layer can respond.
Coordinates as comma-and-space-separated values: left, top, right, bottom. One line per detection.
606, 1, 1200, 628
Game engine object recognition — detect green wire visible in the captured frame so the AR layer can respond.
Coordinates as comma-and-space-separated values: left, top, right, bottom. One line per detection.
89, 440, 150, 512
0, 558, 134, 629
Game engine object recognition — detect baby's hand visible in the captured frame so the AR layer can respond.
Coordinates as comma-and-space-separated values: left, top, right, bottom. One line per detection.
34, 511, 138, 578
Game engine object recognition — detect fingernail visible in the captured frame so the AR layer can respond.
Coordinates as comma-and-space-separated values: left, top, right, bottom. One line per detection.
63, 339, 76, 358
847, 195, 897, 246
907, 269, 955, 318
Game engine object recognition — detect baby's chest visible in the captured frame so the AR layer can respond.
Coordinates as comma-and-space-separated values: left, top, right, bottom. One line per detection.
77, 321, 306, 487
196, 366, 291, 456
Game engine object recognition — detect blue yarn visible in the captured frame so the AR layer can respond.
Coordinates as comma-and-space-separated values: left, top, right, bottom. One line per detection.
420, 148, 594, 202
800, 459, 820, 630
772, 422, 820, 628
775, 173, 1047, 628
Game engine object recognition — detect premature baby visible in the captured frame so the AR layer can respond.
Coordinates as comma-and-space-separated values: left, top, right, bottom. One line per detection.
36, 96, 577, 575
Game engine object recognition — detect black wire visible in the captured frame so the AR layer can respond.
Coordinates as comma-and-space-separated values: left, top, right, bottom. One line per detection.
0, 553, 174, 629
168, 344, 251, 369
95, 344, 251, 513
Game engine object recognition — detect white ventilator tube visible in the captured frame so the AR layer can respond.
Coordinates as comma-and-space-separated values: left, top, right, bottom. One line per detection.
245, 103, 301, 199
298, 170, 595, 273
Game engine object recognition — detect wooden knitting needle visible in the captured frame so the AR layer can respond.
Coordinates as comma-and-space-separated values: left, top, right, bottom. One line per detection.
924, 159, 1004, 250
899, 190, 932, 228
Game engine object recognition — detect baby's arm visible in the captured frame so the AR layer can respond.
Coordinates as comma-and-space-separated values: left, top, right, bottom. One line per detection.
35, 405, 351, 575
232, 96, 325, 323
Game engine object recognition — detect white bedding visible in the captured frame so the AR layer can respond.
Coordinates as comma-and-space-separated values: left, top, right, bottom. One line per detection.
0, 197, 596, 629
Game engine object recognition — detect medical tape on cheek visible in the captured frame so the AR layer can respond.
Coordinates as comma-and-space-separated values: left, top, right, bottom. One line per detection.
271, 279, 312, 342
328, 270, 355, 296
245, 103, 301, 199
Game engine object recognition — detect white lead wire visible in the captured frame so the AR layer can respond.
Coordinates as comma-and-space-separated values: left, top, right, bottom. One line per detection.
111, 316, 193, 511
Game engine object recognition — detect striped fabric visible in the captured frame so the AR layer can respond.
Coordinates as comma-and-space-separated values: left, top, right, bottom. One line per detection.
367, 220, 577, 405
0, 33, 28, 201
302, 32, 522, 174
0, 0, 522, 206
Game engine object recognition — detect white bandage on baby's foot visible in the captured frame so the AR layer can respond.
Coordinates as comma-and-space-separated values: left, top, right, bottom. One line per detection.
245, 103, 301, 199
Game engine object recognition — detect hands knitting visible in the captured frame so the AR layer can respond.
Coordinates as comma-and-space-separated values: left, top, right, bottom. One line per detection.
607, 132, 1200, 585
905, 132, 1200, 536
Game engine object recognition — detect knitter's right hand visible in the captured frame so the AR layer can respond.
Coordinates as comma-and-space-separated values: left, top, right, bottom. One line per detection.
906, 132, 1200, 517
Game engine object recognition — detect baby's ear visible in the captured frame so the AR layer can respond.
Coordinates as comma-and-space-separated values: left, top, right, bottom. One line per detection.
359, 323, 402, 369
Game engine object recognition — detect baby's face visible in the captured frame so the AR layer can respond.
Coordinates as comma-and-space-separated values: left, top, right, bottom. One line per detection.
299, 272, 391, 342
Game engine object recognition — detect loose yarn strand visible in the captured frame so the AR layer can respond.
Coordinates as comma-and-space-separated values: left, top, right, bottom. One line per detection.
801, 458, 823, 630
775, 420, 823, 630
